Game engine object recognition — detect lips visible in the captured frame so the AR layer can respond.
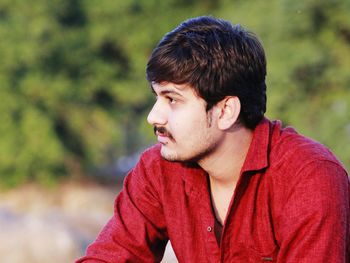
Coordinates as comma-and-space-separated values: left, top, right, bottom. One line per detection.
156, 132, 170, 144
154, 126, 173, 144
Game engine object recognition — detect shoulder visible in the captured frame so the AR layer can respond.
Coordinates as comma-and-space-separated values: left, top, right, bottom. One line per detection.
138, 144, 163, 168
268, 120, 346, 173
134, 144, 190, 186
138, 144, 184, 172
265, 121, 348, 200
265, 121, 349, 220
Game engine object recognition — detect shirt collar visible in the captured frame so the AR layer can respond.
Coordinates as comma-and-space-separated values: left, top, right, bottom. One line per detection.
240, 117, 270, 173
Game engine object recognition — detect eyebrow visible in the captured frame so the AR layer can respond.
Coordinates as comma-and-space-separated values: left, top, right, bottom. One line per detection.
160, 90, 184, 97
150, 85, 184, 98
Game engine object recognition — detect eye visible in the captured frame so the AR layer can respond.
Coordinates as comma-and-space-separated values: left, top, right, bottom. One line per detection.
166, 96, 177, 104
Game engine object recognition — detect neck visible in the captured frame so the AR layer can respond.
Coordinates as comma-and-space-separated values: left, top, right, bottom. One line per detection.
198, 125, 253, 187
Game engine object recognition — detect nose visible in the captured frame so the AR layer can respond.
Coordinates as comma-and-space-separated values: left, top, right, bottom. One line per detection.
147, 101, 167, 126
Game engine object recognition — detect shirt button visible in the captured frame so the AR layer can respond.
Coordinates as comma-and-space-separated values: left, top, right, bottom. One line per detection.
207, 226, 212, 232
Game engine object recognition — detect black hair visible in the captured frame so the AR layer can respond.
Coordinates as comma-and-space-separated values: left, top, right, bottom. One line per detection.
146, 16, 266, 129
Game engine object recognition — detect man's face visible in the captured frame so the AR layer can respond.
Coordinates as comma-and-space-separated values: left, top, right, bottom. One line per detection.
147, 82, 221, 162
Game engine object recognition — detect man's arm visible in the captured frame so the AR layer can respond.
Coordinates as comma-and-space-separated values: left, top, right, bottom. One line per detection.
76, 154, 168, 263
276, 160, 349, 262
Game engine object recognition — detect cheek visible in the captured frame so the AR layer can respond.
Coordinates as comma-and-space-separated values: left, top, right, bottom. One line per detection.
169, 116, 193, 139
180, 119, 206, 138
169, 107, 208, 136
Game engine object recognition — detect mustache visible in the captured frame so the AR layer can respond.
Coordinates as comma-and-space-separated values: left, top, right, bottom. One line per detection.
153, 126, 173, 139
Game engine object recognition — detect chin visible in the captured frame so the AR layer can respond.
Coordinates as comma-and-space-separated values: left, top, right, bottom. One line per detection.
161, 155, 182, 162
160, 148, 180, 162
161, 151, 196, 164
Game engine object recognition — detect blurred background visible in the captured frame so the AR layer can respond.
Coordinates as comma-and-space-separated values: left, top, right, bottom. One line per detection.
0, 0, 349, 262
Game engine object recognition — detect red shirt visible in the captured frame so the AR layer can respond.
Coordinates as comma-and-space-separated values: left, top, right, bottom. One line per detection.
76, 119, 350, 262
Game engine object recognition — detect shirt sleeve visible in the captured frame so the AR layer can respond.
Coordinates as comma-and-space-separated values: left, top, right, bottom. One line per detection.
75, 154, 168, 263
276, 160, 350, 263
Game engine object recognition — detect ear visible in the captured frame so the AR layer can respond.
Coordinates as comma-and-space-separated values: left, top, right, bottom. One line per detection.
216, 96, 241, 130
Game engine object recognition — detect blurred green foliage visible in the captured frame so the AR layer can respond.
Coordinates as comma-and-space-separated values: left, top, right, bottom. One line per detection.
0, 0, 349, 187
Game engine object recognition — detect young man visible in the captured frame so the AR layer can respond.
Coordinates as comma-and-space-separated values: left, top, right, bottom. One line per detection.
76, 16, 349, 262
